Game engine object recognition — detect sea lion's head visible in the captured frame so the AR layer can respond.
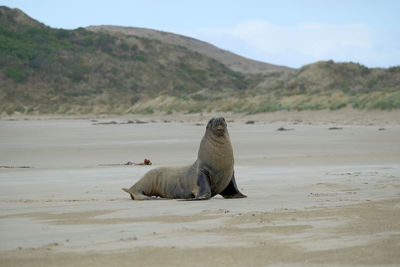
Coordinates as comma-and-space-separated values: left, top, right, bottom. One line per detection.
207, 117, 228, 137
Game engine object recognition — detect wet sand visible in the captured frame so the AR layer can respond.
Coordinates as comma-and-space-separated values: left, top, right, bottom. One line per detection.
0, 112, 399, 266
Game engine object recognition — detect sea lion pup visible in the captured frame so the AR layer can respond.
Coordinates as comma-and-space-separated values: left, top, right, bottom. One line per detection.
122, 117, 246, 200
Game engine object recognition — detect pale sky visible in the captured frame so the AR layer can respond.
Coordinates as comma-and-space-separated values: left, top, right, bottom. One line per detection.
2, 0, 400, 68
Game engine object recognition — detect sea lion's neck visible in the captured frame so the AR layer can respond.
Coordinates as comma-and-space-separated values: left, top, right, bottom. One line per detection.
198, 131, 233, 166
203, 129, 231, 147
208, 131, 230, 145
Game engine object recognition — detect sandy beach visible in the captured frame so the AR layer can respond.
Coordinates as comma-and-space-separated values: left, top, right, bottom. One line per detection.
1, 110, 400, 266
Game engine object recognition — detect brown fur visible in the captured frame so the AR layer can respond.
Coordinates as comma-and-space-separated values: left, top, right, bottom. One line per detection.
122, 117, 246, 200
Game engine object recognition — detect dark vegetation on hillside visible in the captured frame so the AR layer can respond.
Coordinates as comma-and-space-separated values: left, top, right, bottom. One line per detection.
1, 6, 399, 115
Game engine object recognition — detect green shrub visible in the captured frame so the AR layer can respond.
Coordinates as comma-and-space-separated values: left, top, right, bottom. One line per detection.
252, 97, 283, 113
26, 106, 35, 114
135, 107, 154, 114
68, 64, 90, 82
4, 66, 27, 83
134, 54, 148, 62
190, 94, 208, 101
371, 94, 400, 110
329, 102, 347, 110
186, 104, 203, 114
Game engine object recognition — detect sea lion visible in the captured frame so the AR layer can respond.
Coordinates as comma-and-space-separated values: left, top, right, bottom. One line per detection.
122, 117, 246, 200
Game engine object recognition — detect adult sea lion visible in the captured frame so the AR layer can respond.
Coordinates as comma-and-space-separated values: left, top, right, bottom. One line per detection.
122, 117, 246, 200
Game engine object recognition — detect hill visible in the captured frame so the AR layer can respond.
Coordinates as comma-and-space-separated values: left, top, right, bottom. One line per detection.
0, 6, 399, 116
86, 25, 292, 74
0, 6, 252, 115
242, 61, 400, 113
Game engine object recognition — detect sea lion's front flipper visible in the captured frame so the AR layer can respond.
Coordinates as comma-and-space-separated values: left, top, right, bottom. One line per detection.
194, 171, 211, 200
220, 172, 247, 198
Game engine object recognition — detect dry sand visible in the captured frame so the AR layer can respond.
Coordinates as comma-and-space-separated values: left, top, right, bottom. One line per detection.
0, 110, 399, 266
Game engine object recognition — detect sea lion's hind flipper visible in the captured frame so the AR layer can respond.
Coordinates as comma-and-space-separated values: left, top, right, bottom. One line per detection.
122, 188, 135, 200
219, 173, 247, 199
122, 188, 152, 200
194, 171, 211, 200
